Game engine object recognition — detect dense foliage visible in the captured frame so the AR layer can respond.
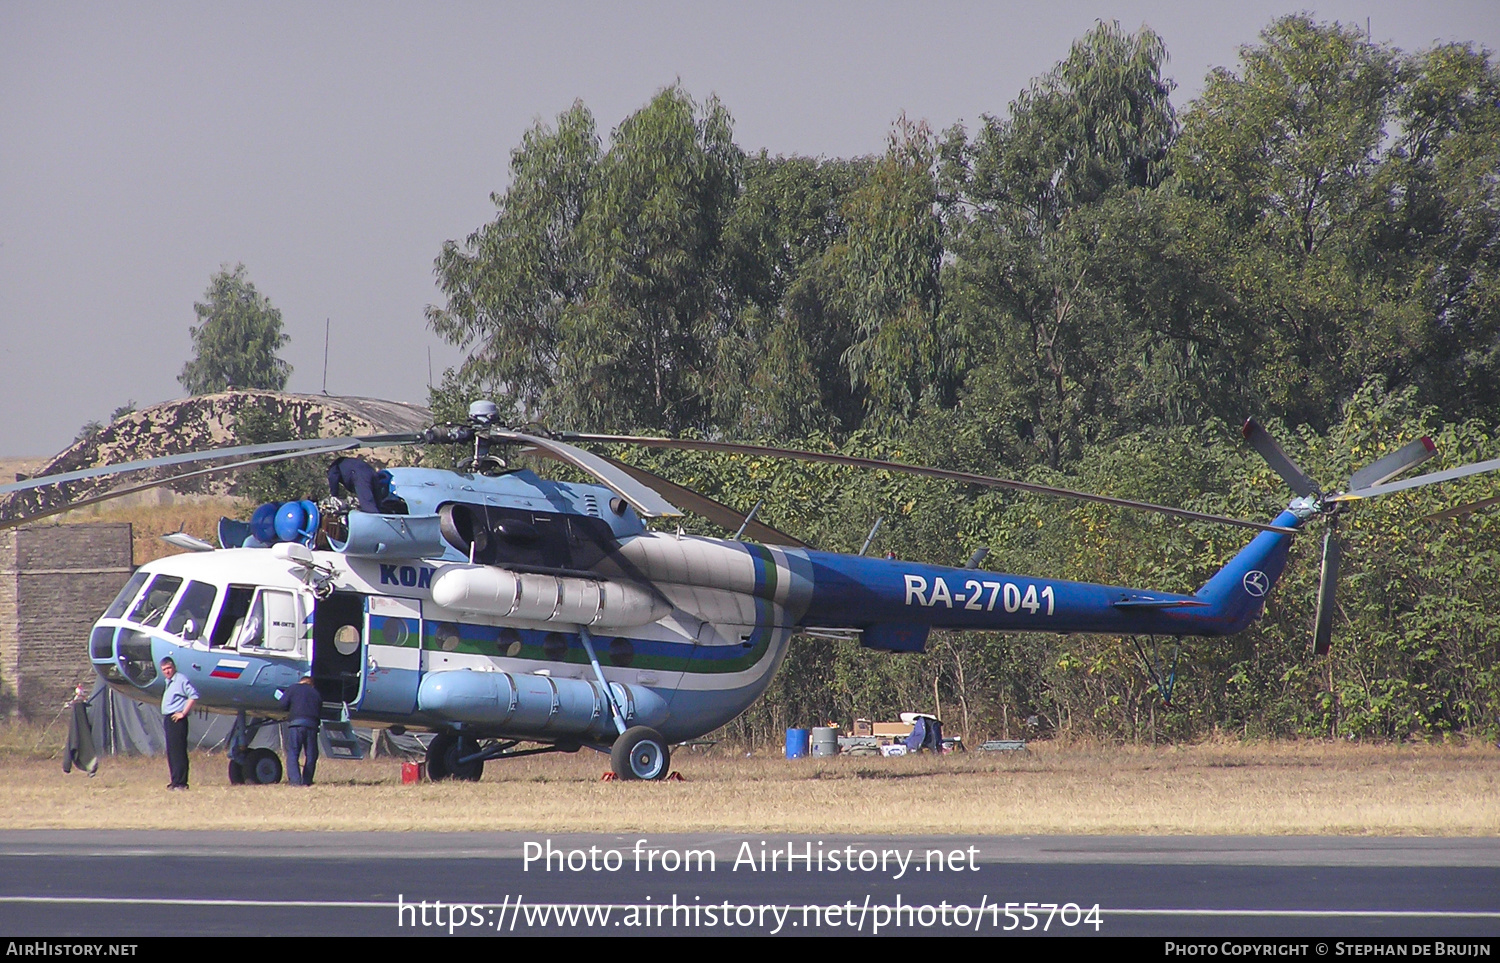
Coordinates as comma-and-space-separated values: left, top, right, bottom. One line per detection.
179, 264, 293, 395
428, 18, 1500, 743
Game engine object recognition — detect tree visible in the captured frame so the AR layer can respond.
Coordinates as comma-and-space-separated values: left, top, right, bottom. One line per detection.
566, 86, 742, 432
1170, 17, 1400, 428
427, 102, 600, 420
943, 21, 1179, 468
233, 403, 325, 505
428, 87, 741, 433
178, 264, 292, 395
714, 152, 871, 438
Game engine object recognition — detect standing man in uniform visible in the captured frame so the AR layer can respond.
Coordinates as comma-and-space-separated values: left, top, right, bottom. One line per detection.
279, 673, 322, 786
160, 657, 198, 790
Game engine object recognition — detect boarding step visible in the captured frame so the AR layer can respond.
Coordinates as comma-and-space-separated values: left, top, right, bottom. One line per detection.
322, 720, 365, 760
319, 701, 351, 723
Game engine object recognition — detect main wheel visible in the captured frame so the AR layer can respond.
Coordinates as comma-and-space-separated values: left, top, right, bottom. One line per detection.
247, 748, 283, 785
228, 758, 246, 785
444, 735, 484, 782
426, 731, 454, 781
610, 726, 670, 781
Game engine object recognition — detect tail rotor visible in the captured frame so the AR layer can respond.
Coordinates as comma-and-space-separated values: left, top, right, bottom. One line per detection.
1242, 419, 1438, 655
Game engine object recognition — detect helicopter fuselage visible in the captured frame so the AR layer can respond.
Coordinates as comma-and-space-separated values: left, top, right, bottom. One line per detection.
87, 466, 1306, 750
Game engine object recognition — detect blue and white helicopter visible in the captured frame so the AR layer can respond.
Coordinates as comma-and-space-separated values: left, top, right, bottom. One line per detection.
4, 403, 1493, 781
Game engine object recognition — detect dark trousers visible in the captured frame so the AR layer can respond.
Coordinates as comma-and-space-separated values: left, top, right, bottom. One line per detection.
287, 725, 319, 786
164, 714, 189, 787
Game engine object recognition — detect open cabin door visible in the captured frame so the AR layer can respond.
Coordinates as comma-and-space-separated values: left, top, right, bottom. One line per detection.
311, 592, 366, 706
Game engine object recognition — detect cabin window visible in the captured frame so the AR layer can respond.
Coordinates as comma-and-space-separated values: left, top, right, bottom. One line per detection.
542, 632, 568, 662
165, 581, 218, 643
104, 572, 149, 620
210, 586, 256, 648
609, 637, 635, 667
377, 616, 412, 647
129, 575, 183, 627
498, 626, 522, 657
333, 624, 361, 656
242, 590, 301, 652
425, 621, 461, 652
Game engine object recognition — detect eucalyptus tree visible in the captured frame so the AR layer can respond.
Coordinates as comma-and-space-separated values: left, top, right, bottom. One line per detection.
943, 21, 1179, 469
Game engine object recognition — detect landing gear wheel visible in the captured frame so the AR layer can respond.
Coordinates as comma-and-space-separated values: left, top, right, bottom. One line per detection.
247, 748, 283, 785
228, 758, 246, 785
427, 732, 483, 782
611, 726, 670, 781
426, 732, 454, 781
444, 735, 484, 782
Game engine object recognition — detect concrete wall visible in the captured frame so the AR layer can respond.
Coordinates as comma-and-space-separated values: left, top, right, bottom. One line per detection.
0, 523, 133, 719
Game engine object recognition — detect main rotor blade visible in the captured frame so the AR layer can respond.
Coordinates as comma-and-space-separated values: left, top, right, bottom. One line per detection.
495, 431, 682, 518
1423, 495, 1500, 522
1242, 419, 1320, 497
1330, 454, 1500, 503
0, 433, 422, 497
595, 454, 809, 548
1347, 436, 1437, 492
0, 443, 355, 532
1311, 528, 1342, 656
558, 434, 1299, 535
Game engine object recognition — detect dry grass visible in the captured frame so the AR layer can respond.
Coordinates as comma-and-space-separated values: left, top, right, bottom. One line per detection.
4, 738, 1497, 835
51, 498, 247, 564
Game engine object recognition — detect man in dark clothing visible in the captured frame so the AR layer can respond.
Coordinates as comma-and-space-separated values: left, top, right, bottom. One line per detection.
327, 457, 382, 513
278, 674, 322, 786
327, 457, 406, 515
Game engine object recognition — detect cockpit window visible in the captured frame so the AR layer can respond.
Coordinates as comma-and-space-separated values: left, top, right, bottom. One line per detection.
129, 575, 183, 627
104, 572, 150, 620
165, 581, 218, 642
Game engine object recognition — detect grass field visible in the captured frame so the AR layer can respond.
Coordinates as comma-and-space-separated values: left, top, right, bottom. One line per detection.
4, 735, 1497, 835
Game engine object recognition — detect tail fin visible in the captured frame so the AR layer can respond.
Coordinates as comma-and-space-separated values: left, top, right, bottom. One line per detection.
1191, 507, 1307, 635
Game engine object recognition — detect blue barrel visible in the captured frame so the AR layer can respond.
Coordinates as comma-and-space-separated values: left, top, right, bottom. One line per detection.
785, 728, 810, 759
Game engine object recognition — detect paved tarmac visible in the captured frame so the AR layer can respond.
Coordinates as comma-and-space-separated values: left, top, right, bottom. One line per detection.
2, 832, 1498, 937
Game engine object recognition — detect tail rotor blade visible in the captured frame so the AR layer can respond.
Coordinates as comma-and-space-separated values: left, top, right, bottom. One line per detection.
1334, 454, 1500, 502
1312, 529, 1342, 655
1242, 419, 1320, 497
1347, 436, 1437, 492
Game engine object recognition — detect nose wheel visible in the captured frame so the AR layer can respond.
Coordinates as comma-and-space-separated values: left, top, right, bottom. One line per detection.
610, 726, 670, 780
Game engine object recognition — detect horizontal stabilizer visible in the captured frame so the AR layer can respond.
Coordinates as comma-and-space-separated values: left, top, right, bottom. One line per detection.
1112, 597, 1211, 610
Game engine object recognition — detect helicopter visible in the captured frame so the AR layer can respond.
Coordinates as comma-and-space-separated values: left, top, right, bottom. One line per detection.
4, 400, 1497, 782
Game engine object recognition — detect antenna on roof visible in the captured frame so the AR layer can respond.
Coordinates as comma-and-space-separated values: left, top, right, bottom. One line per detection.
321, 318, 331, 395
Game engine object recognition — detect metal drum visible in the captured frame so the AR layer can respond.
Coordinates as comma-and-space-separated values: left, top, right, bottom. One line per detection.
810, 726, 839, 757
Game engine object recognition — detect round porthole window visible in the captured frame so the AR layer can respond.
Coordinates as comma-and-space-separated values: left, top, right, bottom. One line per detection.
381, 619, 409, 646
333, 624, 361, 656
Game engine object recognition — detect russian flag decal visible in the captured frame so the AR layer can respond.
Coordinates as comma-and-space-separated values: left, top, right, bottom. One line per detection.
210, 659, 249, 680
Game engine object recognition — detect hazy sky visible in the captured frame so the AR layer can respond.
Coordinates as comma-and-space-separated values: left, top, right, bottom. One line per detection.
2, 1, 1496, 456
